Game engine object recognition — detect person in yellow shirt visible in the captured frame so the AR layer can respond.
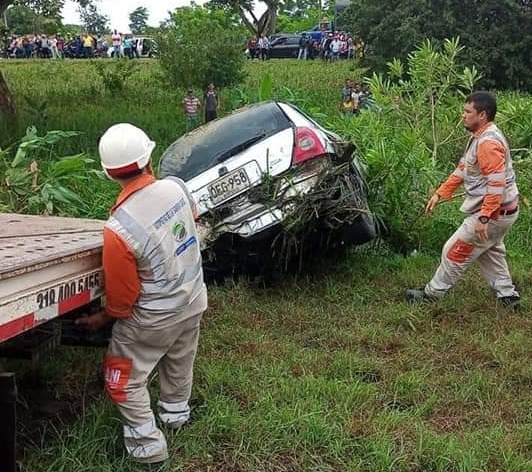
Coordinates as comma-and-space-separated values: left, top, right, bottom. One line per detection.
83, 34, 94, 58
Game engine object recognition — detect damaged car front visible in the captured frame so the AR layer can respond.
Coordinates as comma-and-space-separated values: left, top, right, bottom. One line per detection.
159, 101, 376, 276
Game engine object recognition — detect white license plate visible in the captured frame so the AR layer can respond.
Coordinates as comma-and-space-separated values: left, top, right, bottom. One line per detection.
208, 168, 250, 205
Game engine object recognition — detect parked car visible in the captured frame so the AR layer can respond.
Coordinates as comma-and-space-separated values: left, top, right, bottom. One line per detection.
268, 34, 301, 59
302, 20, 333, 42
107, 36, 157, 58
159, 101, 376, 276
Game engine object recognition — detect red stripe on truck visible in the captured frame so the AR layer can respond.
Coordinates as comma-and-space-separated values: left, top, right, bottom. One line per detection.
0, 313, 36, 342
58, 290, 91, 315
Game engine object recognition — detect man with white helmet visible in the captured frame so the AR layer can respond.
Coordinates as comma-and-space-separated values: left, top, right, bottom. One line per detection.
77, 123, 207, 467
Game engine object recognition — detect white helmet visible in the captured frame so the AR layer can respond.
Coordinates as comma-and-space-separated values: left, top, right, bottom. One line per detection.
99, 123, 155, 178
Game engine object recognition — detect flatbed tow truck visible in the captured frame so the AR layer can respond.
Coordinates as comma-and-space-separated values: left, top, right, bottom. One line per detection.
0, 213, 105, 472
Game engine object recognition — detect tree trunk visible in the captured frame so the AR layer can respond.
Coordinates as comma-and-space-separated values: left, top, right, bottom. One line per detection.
0, 71, 16, 120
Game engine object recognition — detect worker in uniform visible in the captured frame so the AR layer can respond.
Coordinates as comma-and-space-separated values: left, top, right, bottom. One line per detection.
76, 123, 207, 467
406, 91, 520, 309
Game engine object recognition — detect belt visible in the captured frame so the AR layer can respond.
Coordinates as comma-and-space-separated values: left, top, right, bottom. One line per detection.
499, 206, 519, 216
473, 205, 519, 217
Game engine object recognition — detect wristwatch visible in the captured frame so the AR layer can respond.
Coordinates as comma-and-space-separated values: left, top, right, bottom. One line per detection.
478, 216, 489, 224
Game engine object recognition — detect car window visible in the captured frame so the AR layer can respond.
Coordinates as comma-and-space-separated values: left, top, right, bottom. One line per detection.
273, 37, 286, 45
159, 102, 292, 181
286, 37, 300, 45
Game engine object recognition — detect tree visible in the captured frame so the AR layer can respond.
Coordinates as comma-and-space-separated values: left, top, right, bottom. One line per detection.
340, 0, 532, 91
157, 6, 247, 90
78, 0, 109, 35
208, 0, 280, 36
129, 6, 148, 34
6, 2, 60, 33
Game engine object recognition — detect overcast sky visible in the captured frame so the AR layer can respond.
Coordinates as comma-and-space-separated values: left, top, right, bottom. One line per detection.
62, 0, 200, 32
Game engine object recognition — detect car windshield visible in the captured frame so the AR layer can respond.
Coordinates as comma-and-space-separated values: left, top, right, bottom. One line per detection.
159, 102, 292, 181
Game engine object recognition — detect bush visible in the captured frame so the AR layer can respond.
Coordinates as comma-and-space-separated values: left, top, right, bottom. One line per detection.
93, 60, 138, 94
329, 39, 480, 252
157, 6, 247, 90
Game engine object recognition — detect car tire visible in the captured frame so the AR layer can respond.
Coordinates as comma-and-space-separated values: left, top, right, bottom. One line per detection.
340, 212, 377, 245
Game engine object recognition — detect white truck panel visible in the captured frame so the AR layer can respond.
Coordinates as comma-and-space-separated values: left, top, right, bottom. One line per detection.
0, 214, 104, 343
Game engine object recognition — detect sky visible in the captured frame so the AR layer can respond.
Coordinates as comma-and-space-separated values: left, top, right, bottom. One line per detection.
62, 0, 199, 33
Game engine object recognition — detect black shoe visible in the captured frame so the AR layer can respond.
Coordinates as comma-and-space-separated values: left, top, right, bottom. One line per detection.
405, 289, 436, 303
499, 296, 521, 312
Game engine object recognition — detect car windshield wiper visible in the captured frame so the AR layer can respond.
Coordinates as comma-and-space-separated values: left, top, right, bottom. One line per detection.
215, 134, 266, 163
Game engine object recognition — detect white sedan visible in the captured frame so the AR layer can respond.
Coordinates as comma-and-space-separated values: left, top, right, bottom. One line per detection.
159, 101, 376, 276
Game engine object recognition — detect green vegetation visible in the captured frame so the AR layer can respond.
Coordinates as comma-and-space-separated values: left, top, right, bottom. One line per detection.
157, 6, 247, 90
0, 48, 531, 471
340, 0, 532, 91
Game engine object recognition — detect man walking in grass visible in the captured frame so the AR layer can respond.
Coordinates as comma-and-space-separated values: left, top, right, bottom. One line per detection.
182, 89, 201, 131
406, 91, 521, 310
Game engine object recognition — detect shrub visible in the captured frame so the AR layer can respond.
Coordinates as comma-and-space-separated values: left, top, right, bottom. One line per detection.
93, 60, 138, 94
157, 6, 247, 90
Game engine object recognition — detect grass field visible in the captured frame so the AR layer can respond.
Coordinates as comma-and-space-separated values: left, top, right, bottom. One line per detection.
1, 59, 531, 471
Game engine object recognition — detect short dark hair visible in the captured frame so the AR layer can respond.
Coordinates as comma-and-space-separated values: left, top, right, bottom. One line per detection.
117, 167, 144, 180
466, 91, 497, 121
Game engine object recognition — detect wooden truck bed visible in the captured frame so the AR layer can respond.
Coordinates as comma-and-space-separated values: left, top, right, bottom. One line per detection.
0, 213, 104, 343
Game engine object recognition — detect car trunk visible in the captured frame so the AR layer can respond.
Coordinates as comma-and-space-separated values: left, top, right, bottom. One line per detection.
159, 102, 295, 216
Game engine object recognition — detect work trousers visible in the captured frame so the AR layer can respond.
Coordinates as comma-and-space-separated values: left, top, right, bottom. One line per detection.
425, 212, 519, 299
104, 313, 202, 463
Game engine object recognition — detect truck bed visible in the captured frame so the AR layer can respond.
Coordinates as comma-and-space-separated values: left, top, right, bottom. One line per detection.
0, 214, 105, 343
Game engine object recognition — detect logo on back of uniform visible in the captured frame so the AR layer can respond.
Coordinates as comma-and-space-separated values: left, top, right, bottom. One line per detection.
172, 220, 197, 256
172, 221, 187, 242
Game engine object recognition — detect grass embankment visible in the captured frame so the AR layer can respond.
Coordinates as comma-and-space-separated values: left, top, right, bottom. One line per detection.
0, 59, 531, 471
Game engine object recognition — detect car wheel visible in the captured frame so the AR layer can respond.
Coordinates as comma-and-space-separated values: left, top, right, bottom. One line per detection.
340, 212, 377, 245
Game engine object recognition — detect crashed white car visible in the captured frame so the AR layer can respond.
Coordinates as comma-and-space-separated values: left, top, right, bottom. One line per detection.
159, 101, 375, 275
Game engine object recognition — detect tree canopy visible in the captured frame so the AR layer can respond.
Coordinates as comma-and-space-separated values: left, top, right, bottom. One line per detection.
340, 0, 532, 91
78, 0, 109, 34
157, 6, 247, 90
129, 6, 148, 34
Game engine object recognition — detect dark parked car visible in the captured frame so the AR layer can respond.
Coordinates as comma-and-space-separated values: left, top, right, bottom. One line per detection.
268, 34, 301, 59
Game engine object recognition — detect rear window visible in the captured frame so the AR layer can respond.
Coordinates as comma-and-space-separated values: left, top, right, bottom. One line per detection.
159, 102, 291, 181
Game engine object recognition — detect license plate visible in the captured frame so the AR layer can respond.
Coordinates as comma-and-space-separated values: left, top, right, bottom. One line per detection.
208, 168, 250, 205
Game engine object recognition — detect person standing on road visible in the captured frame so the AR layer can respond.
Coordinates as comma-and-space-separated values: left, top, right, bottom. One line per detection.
112, 29, 122, 58
204, 83, 219, 123
77, 123, 207, 468
298, 33, 308, 60
406, 92, 521, 310
83, 34, 94, 58
183, 89, 201, 131
258, 34, 269, 60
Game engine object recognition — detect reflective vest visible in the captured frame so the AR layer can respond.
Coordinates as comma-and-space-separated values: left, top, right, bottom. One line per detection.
459, 123, 519, 214
105, 177, 206, 328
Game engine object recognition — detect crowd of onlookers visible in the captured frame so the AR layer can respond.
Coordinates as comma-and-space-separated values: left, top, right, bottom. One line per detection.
246, 31, 366, 61
2, 30, 144, 59
298, 32, 365, 61
341, 79, 378, 114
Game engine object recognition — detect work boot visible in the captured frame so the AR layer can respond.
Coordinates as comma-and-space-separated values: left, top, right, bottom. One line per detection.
405, 288, 437, 303
498, 295, 521, 312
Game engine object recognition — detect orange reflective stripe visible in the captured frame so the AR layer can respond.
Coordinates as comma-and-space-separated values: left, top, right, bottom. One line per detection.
447, 239, 475, 264
479, 194, 503, 218
104, 355, 133, 403
103, 228, 140, 319
437, 174, 463, 200
478, 140, 505, 175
